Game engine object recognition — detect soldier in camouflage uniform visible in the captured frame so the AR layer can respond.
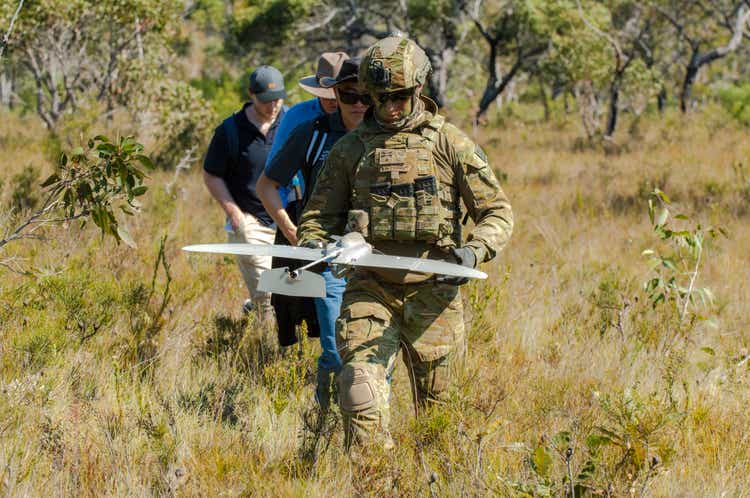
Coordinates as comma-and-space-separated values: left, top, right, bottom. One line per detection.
297, 36, 513, 448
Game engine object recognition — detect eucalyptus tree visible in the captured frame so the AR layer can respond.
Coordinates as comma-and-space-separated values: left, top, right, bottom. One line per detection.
460, 0, 550, 121
288, 0, 472, 108
653, 0, 750, 112
572, 0, 660, 137
1, 0, 184, 129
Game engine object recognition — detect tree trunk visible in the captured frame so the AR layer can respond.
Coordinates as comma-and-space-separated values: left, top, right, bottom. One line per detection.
681, 50, 700, 113
574, 80, 601, 139
657, 87, 667, 113
0, 69, 12, 108
476, 51, 523, 121
426, 47, 454, 109
538, 74, 549, 122
605, 74, 621, 137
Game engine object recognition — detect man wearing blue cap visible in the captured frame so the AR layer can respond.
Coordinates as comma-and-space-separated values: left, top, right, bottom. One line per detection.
203, 65, 287, 325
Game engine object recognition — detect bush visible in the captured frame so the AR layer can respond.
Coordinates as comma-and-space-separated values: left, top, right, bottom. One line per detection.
713, 83, 750, 127
9, 165, 40, 212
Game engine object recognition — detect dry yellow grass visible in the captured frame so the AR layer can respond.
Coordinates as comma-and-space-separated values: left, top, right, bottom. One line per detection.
1, 107, 749, 497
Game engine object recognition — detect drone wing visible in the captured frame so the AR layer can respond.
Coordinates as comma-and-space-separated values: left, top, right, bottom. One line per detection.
182, 243, 325, 261
343, 253, 487, 280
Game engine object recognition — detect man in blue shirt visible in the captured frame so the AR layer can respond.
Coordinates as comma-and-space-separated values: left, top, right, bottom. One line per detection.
269, 52, 347, 207
265, 52, 348, 347
257, 57, 371, 409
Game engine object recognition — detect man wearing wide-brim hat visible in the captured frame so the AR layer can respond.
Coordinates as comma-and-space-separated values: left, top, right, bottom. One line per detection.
264, 51, 348, 348
258, 56, 372, 409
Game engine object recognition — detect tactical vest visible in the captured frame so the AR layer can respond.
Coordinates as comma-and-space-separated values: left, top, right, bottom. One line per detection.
349, 115, 461, 249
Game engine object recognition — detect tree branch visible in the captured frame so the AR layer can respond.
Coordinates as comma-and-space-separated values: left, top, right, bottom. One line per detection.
697, 6, 750, 65
0, 0, 24, 60
299, 7, 341, 33
575, 0, 623, 65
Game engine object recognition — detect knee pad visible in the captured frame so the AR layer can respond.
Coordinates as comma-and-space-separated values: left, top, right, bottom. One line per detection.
337, 364, 377, 412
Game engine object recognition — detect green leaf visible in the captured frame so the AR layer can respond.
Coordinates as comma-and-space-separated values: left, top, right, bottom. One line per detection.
577, 459, 597, 480
655, 207, 669, 226
531, 447, 553, 478
117, 226, 137, 248
60, 153, 68, 166
71, 146, 85, 156
648, 199, 655, 224
131, 185, 148, 196
134, 154, 155, 170
552, 430, 571, 448
41, 173, 60, 188
662, 258, 677, 271
585, 434, 611, 451
97, 143, 117, 154
653, 188, 671, 204
700, 347, 716, 356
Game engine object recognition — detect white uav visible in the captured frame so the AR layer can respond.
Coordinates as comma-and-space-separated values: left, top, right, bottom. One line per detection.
183, 232, 486, 297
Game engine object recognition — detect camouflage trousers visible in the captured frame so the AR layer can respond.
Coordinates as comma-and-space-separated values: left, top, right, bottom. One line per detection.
335, 272, 465, 447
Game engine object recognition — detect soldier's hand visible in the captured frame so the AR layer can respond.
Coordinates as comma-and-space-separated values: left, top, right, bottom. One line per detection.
437, 246, 477, 286
299, 240, 324, 249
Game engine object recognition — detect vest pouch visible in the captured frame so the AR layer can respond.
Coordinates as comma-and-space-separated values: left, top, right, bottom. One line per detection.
392, 192, 417, 241
415, 176, 442, 242
369, 192, 392, 240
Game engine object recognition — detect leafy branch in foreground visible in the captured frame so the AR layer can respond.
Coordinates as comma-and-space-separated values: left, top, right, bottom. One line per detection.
642, 189, 725, 323
0, 135, 154, 254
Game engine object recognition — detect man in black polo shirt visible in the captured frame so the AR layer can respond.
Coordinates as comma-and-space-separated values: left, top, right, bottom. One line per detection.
203, 65, 287, 325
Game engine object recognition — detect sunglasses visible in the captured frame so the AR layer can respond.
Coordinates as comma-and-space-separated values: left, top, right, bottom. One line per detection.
337, 91, 372, 106
373, 88, 415, 104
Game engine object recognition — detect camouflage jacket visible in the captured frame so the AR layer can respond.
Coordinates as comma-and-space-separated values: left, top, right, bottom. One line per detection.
298, 97, 513, 283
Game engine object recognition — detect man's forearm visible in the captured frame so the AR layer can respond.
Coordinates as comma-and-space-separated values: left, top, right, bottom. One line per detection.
257, 173, 298, 244
203, 170, 243, 225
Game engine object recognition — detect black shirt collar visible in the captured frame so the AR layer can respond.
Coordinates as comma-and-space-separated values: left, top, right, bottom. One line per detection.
237, 102, 285, 134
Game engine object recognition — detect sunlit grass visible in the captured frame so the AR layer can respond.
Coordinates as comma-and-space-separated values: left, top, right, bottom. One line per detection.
1, 108, 749, 495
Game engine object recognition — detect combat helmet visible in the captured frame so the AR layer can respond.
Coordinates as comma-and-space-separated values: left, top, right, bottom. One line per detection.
359, 36, 431, 93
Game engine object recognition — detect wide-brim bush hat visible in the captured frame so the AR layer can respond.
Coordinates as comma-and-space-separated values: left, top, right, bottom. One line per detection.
299, 52, 349, 99
320, 57, 362, 88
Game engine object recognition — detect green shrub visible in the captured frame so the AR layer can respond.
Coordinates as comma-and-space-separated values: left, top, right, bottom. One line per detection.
713, 83, 750, 127
9, 165, 40, 212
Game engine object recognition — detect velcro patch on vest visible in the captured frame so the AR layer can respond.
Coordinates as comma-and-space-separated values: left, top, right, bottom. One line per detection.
375, 148, 415, 180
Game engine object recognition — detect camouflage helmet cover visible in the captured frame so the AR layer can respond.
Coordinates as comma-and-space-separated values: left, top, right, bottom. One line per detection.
359, 36, 432, 92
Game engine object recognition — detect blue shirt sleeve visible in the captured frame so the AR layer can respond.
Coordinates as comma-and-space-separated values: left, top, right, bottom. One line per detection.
265, 99, 324, 206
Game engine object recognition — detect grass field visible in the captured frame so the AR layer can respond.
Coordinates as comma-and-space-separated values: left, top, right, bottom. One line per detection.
1, 108, 749, 497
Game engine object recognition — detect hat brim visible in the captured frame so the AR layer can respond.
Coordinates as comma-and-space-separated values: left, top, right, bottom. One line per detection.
255, 89, 287, 102
319, 74, 358, 88
298, 76, 335, 99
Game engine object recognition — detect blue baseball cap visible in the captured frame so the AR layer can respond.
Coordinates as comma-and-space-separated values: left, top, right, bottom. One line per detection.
249, 65, 287, 102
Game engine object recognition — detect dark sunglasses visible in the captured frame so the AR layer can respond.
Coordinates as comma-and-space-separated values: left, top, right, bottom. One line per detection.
337, 91, 372, 106
373, 88, 415, 104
